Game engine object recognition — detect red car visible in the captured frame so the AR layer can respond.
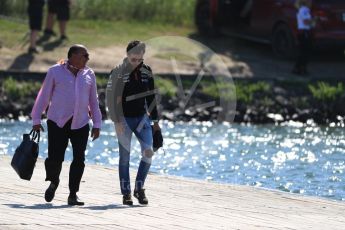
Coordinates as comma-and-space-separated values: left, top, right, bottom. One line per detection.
195, 0, 345, 58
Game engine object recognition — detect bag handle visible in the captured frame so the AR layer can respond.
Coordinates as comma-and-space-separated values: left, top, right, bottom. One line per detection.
29, 129, 40, 143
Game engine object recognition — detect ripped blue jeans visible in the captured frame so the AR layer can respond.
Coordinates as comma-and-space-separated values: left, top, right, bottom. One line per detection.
116, 115, 153, 195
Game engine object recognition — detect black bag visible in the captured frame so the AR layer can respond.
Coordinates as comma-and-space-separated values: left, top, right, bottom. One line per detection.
11, 130, 40, 180
151, 126, 163, 152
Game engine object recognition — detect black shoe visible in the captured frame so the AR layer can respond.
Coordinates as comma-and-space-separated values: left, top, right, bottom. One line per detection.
67, 195, 85, 206
134, 189, 148, 205
28, 47, 39, 54
44, 182, 58, 202
60, 35, 68, 41
122, 194, 133, 205
44, 29, 56, 37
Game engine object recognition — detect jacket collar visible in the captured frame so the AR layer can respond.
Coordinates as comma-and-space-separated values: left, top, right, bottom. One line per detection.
122, 58, 144, 75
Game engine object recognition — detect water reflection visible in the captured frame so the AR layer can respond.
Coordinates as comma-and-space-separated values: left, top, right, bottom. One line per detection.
1, 117, 345, 201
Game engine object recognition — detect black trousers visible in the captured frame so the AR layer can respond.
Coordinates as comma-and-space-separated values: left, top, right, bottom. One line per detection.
47, 0, 70, 21
295, 30, 312, 71
28, 0, 45, 30
45, 119, 89, 194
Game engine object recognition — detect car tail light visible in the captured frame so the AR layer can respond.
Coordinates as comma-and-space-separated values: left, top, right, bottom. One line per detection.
210, 0, 218, 19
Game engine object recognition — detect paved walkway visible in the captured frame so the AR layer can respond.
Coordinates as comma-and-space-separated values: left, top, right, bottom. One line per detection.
1, 155, 345, 230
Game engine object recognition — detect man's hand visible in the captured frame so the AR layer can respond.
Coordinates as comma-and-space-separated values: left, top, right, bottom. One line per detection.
32, 124, 44, 132
91, 128, 100, 141
152, 122, 161, 132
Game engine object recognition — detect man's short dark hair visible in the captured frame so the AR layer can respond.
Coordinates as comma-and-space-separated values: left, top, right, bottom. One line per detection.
126, 40, 146, 54
68, 44, 86, 59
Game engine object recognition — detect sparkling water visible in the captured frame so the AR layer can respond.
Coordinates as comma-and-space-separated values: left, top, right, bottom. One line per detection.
1, 118, 345, 201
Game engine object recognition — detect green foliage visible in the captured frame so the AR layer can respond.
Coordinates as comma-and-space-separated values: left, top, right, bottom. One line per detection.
0, 1, 194, 50
261, 96, 274, 107
292, 96, 309, 109
2, 77, 41, 100
190, 80, 271, 103
202, 81, 236, 101
155, 77, 177, 97
96, 76, 109, 88
0, 18, 27, 48
235, 81, 271, 103
70, 20, 191, 47
308, 82, 344, 101
0, 0, 27, 18
0, 0, 196, 26
0, 18, 192, 49
74, 0, 196, 26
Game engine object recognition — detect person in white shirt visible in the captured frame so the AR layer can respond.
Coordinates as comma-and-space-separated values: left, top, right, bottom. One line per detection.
293, 0, 314, 75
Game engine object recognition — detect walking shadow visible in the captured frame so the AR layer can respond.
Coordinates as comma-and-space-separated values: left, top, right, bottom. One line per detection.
36, 34, 51, 46
4, 203, 70, 209
7, 53, 35, 71
84, 204, 142, 210
42, 39, 64, 52
4, 203, 143, 210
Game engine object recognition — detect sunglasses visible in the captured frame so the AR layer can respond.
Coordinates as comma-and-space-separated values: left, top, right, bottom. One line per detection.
77, 53, 89, 59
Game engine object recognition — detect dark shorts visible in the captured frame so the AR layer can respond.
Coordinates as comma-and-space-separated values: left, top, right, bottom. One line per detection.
47, 0, 70, 21
27, 0, 45, 30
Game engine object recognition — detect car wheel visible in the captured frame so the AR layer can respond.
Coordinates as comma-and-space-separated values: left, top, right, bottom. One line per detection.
195, 0, 218, 36
272, 23, 297, 59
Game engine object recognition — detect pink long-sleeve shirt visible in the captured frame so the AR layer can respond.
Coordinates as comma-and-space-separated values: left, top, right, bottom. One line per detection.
31, 63, 102, 130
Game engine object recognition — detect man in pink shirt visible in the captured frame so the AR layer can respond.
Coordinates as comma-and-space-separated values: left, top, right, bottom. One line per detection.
31, 44, 102, 206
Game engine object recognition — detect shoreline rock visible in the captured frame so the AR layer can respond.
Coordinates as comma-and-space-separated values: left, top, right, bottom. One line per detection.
1, 75, 345, 124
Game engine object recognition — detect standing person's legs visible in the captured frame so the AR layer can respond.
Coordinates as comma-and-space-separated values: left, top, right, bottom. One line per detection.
44, 0, 57, 36
132, 115, 153, 205
133, 116, 153, 192
56, 0, 70, 39
44, 119, 69, 202
27, 0, 44, 53
116, 118, 133, 196
58, 21, 68, 39
300, 31, 312, 74
293, 32, 304, 74
44, 13, 55, 34
68, 123, 89, 196
45, 119, 69, 184
29, 31, 39, 50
